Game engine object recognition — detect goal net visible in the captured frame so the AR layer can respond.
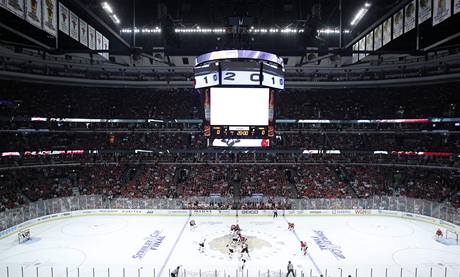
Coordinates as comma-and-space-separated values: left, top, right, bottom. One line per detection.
18, 229, 31, 244
445, 230, 459, 245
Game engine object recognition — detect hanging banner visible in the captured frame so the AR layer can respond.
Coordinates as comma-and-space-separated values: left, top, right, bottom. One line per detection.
433, 0, 451, 25
42, 0, 57, 36
7, 0, 25, 18
96, 31, 103, 51
365, 31, 373, 53
88, 25, 95, 50
404, 1, 416, 33
455, 0, 460, 14
102, 36, 109, 60
58, 2, 69, 35
393, 9, 404, 39
25, 0, 42, 28
383, 18, 392, 45
418, 0, 432, 24
79, 19, 88, 47
358, 37, 366, 60
69, 10, 79, 41
374, 24, 383, 50
352, 43, 359, 63
0, 0, 6, 9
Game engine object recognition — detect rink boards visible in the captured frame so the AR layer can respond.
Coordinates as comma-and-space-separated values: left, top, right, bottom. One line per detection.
1, 208, 459, 241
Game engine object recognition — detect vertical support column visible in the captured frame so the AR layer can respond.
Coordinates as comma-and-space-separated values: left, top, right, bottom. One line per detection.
36, 267, 38, 277
67, 267, 70, 277
51, 267, 54, 277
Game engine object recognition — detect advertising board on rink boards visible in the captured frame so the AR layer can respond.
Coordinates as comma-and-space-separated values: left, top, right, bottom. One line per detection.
2, 209, 460, 240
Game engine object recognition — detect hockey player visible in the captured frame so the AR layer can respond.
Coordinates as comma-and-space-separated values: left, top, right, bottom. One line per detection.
189, 219, 197, 230
238, 233, 247, 243
273, 209, 278, 218
198, 238, 206, 253
232, 233, 240, 244
240, 258, 247, 272
288, 222, 295, 231
436, 228, 443, 239
226, 244, 235, 259
300, 241, 308, 256
241, 242, 250, 259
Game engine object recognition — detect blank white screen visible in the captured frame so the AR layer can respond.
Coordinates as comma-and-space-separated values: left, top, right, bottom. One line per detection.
210, 87, 269, 126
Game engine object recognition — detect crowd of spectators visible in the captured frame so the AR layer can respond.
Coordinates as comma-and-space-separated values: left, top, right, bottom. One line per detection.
1, 81, 459, 121
0, 164, 458, 212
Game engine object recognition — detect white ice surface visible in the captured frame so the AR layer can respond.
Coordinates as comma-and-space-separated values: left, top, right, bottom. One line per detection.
0, 214, 459, 277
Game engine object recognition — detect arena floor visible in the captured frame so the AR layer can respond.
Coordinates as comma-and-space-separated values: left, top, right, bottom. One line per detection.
0, 214, 460, 277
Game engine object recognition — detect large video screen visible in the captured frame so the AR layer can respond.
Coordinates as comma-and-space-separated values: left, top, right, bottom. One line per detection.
210, 87, 269, 126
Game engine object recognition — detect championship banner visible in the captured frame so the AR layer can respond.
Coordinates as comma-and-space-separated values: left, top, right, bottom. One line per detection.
102, 36, 109, 60
358, 37, 366, 60
25, 0, 42, 28
404, 1, 416, 33
433, 0, 451, 25
455, 0, 460, 14
79, 19, 88, 47
418, 0, 432, 24
393, 9, 404, 39
383, 18, 392, 45
69, 10, 78, 41
58, 2, 69, 35
42, 0, 57, 36
352, 43, 359, 63
96, 31, 103, 50
374, 24, 383, 50
88, 25, 95, 50
365, 31, 373, 52
7, 0, 25, 18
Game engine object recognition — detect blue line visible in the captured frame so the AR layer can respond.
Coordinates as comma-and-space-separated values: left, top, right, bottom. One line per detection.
158, 216, 190, 277
283, 216, 323, 276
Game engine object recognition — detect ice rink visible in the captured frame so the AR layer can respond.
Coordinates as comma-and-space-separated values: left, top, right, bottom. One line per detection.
1, 213, 460, 277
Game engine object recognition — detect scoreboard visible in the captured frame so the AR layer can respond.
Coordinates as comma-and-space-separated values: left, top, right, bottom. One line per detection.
194, 50, 284, 147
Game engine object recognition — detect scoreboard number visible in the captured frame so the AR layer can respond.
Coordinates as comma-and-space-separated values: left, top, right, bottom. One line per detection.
195, 73, 219, 88
221, 71, 261, 85
196, 71, 284, 89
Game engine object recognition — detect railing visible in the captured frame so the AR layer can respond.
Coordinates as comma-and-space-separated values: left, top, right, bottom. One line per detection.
1, 265, 460, 277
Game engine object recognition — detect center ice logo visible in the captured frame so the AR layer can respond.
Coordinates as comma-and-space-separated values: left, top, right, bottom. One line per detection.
312, 230, 346, 260
132, 230, 166, 259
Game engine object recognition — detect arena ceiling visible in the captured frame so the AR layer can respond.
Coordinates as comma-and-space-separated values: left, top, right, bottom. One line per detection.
74, 0, 403, 55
